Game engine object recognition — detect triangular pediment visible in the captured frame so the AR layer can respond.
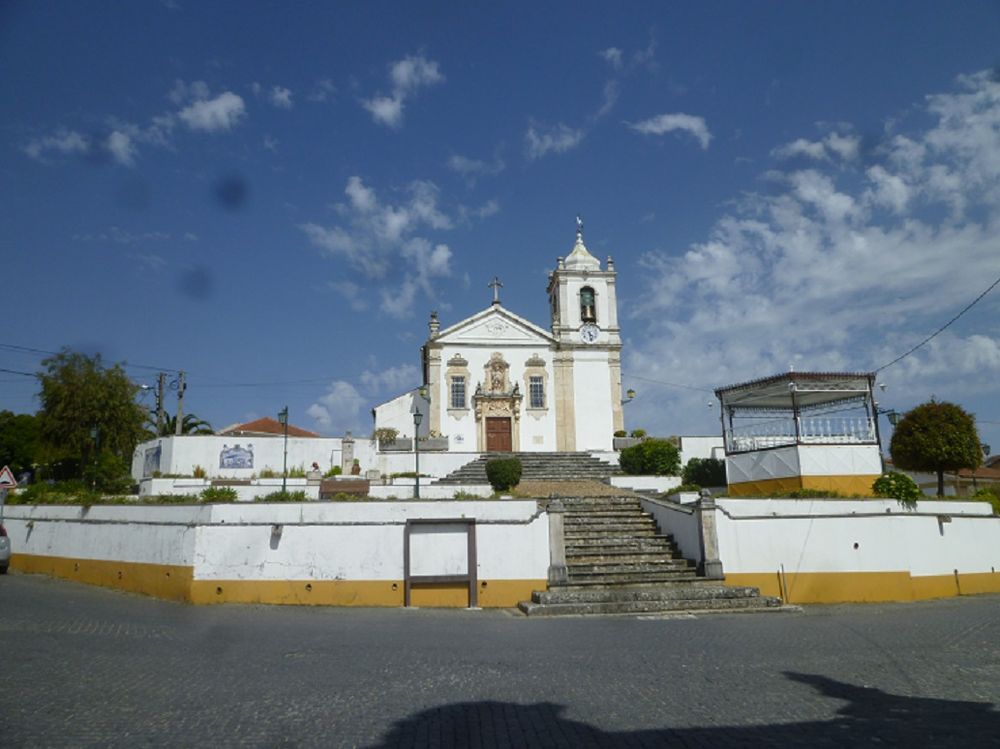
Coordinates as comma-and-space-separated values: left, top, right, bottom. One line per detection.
434, 305, 555, 345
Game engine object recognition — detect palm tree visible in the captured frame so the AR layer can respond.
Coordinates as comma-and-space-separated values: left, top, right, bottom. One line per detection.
155, 413, 214, 436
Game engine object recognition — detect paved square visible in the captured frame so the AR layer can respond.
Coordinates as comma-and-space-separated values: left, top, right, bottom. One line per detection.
1, 573, 998, 747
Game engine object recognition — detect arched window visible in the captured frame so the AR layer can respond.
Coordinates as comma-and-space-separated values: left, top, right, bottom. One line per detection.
580, 286, 596, 323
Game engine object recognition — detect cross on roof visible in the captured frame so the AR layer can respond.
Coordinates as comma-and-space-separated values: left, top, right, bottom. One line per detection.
488, 276, 503, 305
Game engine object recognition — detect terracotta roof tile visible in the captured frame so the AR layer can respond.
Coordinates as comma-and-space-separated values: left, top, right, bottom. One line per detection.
218, 417, 320, 438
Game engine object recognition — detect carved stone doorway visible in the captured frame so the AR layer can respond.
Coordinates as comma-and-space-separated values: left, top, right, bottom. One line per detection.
486, 417, 512, 452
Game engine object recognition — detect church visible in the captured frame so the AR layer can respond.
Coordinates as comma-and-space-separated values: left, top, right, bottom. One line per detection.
374, 221, 626, 452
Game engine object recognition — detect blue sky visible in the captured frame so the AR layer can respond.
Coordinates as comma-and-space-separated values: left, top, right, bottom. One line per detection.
2, 1, 999, 452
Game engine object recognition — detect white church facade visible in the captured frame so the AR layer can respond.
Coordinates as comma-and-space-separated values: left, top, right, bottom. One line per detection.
374, 222, 626, 453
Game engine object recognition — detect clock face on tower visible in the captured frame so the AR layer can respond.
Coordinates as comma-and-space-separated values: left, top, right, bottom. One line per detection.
580, 323, 600, 343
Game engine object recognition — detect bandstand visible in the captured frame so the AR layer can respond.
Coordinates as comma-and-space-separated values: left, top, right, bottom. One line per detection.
715, 372, 883, 496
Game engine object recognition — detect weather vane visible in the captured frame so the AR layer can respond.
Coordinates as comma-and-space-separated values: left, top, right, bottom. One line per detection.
488, 276, 503, 304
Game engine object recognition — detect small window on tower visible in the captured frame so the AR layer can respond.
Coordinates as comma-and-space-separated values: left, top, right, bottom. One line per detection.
450, 376, 466, 409
529, 376, 545, 409
580, 287, 596, 322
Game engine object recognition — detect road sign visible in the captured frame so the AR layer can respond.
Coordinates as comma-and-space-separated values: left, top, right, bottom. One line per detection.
0, 465, 16, 489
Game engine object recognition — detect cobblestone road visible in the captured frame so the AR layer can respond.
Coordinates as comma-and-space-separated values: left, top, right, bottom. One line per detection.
2, 572, 999, 747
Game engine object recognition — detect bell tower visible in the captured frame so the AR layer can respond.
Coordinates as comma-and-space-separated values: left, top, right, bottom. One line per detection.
547, 217, 621, 348
546, 217, 625, 450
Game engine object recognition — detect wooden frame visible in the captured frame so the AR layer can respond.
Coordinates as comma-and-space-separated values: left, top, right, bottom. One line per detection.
403, 518, 478, 608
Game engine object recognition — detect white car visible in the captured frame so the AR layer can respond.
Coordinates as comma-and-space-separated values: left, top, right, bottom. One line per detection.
0, 523, 10, 574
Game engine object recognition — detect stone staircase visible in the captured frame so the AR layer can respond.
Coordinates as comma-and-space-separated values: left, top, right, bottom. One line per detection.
432, 452, 621, 485
518, 497, 784, 617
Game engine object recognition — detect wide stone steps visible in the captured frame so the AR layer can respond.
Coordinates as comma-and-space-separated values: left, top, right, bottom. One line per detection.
518, 495, 788, 617
432, 452, 621, 485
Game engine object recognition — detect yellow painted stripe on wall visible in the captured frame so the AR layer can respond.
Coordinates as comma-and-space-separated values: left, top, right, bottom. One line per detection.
728, 474, 880, 497
12, 553, 544, 608
726, 570, 1000, 603
190, 578, 547, 607
12, 554, 193, 602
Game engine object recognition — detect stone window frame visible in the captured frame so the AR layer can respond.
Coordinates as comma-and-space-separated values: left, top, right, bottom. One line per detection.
523, 354, 549, 419
445, 354, 471, 418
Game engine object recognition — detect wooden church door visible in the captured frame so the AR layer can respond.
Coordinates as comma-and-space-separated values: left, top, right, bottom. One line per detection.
486, 417, 512, 452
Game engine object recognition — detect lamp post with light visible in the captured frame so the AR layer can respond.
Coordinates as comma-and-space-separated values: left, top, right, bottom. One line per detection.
278, 406, 289, 494
413, 408, 423, 499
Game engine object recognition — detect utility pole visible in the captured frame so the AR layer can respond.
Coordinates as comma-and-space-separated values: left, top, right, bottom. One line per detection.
174, 371, 186, 436
156, 372, 166, 436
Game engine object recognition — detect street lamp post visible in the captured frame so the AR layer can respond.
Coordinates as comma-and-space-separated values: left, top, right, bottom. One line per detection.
413, 409, 423, 499
278, 406, 289, 494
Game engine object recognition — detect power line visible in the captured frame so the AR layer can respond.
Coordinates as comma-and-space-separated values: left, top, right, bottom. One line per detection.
875, 271, 1000, 373
0, 342, 179, 375
628, 374, 715, 393
0, 367, 36, 377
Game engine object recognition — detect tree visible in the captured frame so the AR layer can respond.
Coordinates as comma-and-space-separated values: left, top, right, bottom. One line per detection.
36, 350, 147, 479
158, 413, 214, 436
682, 457, 727, 487
619, 439, 681, 476
0, 410, 41, 477
890, 400, 982, 497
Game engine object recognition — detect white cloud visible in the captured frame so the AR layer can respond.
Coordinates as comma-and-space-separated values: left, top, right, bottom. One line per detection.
600, 47, 623, 70
307, 380, 366, 433
270, 86, 293, 109
363, 53, 444, 128
301, 176, 456, 316
625, 69, 1000, 439
106, 131, 136, 166
263, 135, 278, 153
525, 123, 585, 160
629, 113, 712, 149
597, 80, 619, 118
327, 280, 368, 311
178, 91, 246, 132
772, 132, 860, 162
307, 78, 336, 102
363, 94, 405, 128
168, 79, 210, 105
23, 129, 89, 161
390, 55, 444, 92
447, 153, 505, 184
360, 363, 421, 393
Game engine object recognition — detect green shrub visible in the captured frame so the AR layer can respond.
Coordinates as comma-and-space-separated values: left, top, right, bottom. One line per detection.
619, 439, 680, 476
200, 486, 238, 503
669, 483, 702, 494
287, 465, 307, 478
324, 465, 343, 477
452, 490, 480, 500
613, 429, 627, 438
629, 428, 647, 439
682, 457, 727, 487
872, 471, 922, 509
374, 427, 399, 445
192, 465, 207, 479
82, 450, 133, 494
259, 467, 278, 478
972, 487, 1000, 515
786, 488, 845, 499
256, 490, 308, 502
9, 480, 103, 506
485, 458, 522, 492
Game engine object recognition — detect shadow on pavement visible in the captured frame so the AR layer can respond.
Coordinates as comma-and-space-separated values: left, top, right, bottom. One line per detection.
369, 671, 999, 747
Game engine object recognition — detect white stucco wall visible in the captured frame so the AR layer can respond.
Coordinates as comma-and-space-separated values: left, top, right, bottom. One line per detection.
679, 436, 725, 464
4, 501, 549, 585
572, 351, 613, 451
714, 498, 999, 579
131, 435, 377, 482
373, 390, 430, 441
